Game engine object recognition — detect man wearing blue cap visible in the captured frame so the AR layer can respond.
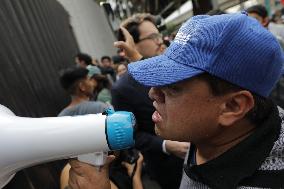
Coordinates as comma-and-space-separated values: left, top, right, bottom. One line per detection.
68, 13, 284, 189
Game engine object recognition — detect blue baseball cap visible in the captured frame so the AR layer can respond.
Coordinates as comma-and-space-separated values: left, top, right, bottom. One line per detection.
128, 12, 284, 97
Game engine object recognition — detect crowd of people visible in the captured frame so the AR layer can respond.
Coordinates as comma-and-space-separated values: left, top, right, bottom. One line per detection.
56, 4, 284, 189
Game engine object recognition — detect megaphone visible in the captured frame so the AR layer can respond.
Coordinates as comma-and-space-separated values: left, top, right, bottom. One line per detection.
0, 105, 135, 188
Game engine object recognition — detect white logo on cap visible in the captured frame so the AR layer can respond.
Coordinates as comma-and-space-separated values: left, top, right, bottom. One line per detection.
174, 32, 191, 45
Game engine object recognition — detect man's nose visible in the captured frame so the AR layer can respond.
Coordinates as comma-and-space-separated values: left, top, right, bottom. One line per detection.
155, 37, 163, 46
149, 87, 165, 103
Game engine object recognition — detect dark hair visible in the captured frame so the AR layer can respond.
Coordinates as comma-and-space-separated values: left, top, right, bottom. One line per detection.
59, 66, 88, 94
120, 13, 157, 43
91, 74, 111, 92
76, 53, 92, 66
196, 73, 273, 125
246, 4, 268, 19
101, 56, 112, 62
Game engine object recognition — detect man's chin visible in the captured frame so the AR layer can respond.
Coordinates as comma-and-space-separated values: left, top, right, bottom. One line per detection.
154, 125, 162, 136
154, 125, 168, 139
155, 126, 182, 141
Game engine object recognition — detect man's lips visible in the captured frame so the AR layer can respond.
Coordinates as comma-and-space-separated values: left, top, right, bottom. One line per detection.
152, 111, 163, 123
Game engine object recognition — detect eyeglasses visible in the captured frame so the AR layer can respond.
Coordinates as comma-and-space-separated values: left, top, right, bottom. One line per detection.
137, 33, 163, 43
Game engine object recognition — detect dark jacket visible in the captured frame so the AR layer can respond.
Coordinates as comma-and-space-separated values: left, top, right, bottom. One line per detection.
179, 105, 284, 189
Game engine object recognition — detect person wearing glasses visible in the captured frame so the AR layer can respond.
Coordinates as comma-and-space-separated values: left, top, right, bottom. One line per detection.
110, 13, 189, 189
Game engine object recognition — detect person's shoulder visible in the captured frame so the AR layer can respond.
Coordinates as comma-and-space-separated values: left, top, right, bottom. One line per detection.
58, 106, 76, 117
82, 100, 104, 107
58, 109, 68, 117
86, 101, 110, 112
99, 88, 111, 94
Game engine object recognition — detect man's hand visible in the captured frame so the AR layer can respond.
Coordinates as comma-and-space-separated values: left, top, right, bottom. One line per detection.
121, 152, 143, 178
114, 27, 143, 62
68, 155, 115, 189
165, 140, 190, 159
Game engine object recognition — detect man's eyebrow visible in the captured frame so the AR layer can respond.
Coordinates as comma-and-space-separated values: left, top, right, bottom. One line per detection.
161, 83, 183, 91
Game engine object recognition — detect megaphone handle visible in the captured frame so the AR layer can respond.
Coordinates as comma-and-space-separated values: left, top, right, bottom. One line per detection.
77, 151, 108, 167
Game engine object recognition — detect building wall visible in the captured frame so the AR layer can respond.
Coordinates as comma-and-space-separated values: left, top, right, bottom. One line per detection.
0, 0, 79, 117
57, 0, 117, 59
0, 0, 79, 188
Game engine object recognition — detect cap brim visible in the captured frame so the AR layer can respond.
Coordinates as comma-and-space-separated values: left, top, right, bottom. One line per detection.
128, 54, 204, 87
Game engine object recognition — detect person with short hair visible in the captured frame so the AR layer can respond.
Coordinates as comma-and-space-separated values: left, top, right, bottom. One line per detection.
91, 74, 112, 105
75, 53, 93, 68
246, 4, 269, 27
101, 56, 112, 68
116, 64, 127, 80
58, 66, 108, 117
100, 55, 116, 83
75, 53, 102, 84
117, 13, 164, 58
68, 12, 284, 189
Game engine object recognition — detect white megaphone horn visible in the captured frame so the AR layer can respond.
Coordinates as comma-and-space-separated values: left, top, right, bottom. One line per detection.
0, 105, 135, 188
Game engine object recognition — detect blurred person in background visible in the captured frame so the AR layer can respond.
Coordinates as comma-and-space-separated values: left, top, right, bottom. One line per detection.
112, 13, 188, 189
58, 66, 109, 117
112, 49, 128, 64
75, 53, 92, 68
91, 74, 112, 105
92, 58, 100, 66
247, 4, 269, 27
270, 9, 284, 42
75, 52, 102, 76
101, 56, 113, 68
100, 56, 116, 83
271, 9, 283, 24
112, 49, 129, 80
246, 4, 284, 48
116, 63, 127, 80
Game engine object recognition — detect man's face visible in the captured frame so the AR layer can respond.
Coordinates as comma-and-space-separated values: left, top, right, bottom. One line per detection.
117, 64, 127, 77
149, 78, 223, 143
80, 77, 95, 97
101, 58, 112, 68
135, 21, 164, 58
75, 57, 87, 68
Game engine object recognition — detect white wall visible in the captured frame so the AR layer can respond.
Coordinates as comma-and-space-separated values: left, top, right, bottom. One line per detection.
57, 0, 117, 59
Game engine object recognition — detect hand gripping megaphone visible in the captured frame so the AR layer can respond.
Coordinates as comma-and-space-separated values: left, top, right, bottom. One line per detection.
0, 105, 135, 188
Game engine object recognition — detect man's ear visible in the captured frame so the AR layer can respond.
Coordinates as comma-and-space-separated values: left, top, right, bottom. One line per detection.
218, 91, 254, 126
78, 81, 86, 92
